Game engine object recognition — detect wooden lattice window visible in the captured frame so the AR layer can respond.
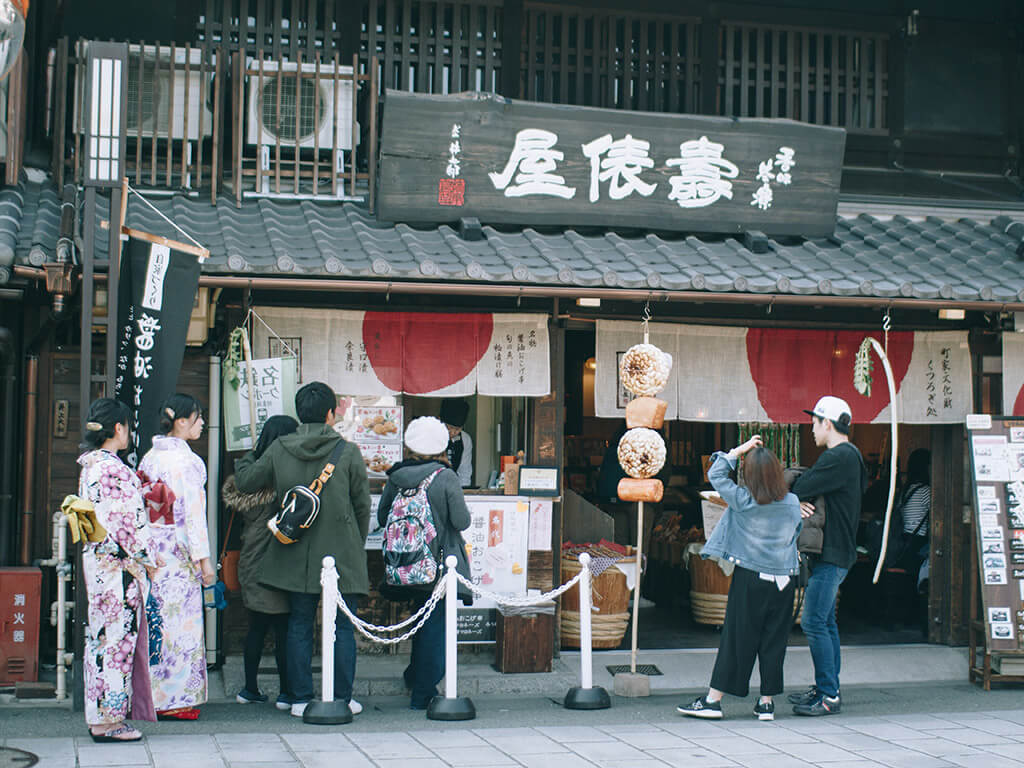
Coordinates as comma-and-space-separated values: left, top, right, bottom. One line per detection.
719, 23, 888, 133
521, 3, 700, 113
198, 0, 354, 59
360, 0, 504, 95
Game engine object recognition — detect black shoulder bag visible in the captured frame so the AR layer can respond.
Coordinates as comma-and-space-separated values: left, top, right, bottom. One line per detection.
268, 440, 346, 545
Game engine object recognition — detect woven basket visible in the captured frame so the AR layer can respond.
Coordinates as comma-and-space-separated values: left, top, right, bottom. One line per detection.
560, 554, 635, 649
689, 555, 732, 625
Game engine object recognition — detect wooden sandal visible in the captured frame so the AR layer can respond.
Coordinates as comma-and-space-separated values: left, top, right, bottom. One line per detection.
89, 724, 142, 743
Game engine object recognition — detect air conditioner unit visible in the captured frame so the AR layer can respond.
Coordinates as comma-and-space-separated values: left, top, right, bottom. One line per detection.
245, 59, 358, 151
74, 42, 213, 141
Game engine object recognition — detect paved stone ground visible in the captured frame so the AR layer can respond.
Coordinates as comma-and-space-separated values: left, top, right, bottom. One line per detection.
4, 684, 1024, 768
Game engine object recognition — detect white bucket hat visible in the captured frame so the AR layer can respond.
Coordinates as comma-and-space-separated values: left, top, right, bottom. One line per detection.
404, 416, 450, 456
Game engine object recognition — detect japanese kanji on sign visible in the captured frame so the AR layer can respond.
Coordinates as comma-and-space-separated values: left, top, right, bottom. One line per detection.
379, 91, 846, 237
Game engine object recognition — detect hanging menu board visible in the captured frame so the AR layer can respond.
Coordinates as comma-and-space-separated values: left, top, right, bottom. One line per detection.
967, 414, 1024, 652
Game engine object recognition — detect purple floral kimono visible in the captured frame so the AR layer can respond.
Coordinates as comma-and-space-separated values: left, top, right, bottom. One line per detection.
78, 449, 158, 726
139, 436, 210, 711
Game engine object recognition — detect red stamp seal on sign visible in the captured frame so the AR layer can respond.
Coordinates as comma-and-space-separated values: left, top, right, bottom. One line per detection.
438, 178, 465, 206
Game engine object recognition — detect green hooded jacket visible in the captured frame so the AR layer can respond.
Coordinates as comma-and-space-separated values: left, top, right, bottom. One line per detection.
234, 423, 371, 595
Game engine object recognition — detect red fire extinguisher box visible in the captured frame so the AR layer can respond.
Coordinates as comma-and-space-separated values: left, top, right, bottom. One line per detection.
0, 567, 42, 684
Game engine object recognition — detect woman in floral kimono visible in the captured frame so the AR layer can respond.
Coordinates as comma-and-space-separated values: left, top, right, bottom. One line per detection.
78, 398, 161, 742
139, 393, 215, 719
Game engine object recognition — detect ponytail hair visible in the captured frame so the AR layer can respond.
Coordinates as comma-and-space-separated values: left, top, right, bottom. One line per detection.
158, 393, 203, 435
81, 398, 130, 451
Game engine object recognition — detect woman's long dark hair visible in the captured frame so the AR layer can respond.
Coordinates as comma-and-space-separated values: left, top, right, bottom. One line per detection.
158, 393, 203, 435
80, 398, 131, 451
744, 446, 789, 505
254, 415, 298, 459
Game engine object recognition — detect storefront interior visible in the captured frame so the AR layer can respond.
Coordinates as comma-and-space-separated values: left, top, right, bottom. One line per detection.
563, 327, 936, 650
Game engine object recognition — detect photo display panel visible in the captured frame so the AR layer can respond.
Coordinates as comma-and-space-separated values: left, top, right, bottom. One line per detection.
967, 415, 1024, 651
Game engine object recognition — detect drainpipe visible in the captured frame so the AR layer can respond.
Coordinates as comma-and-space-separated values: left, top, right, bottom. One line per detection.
0, 328, 15, 565
205, 355, 221, 666
12, 266, 1024, 313
18, 355, 37, 565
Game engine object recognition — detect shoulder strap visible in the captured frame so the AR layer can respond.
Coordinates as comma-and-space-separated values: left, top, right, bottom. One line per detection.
309, 439, 347, 496
421, 467, 445, 488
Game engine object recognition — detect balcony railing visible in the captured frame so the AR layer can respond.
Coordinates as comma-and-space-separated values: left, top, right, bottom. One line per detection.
49, 37, 378, 208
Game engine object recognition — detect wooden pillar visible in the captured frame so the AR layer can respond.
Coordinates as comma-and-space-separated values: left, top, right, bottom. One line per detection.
929, 423, 968, 645
500, 0, 524, 98
699, 13, 720, 116
529, 308, 563, 653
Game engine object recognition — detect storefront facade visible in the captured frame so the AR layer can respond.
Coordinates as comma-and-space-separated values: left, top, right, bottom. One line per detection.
3, 0, 1024, 678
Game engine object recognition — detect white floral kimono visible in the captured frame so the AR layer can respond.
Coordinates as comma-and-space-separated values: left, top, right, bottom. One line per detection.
139, 436, 210, 710
78, 449, 157, 726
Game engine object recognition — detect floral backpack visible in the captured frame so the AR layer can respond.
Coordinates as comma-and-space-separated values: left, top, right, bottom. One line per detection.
383, 468, 444, 587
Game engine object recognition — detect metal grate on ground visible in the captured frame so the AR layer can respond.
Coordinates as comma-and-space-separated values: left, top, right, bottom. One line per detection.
606, 664, 663, 676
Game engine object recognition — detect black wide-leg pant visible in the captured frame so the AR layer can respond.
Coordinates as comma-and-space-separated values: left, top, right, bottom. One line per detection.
709, 565, 796, 697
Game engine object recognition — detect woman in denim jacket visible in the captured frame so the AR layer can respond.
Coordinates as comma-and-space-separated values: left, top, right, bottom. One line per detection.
678, 435, 801, 721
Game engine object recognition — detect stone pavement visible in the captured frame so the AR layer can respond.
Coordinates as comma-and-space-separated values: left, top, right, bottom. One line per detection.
5, 695, 1024, 768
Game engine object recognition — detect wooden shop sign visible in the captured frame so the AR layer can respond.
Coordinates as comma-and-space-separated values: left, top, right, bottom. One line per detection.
379, 91, 846, 237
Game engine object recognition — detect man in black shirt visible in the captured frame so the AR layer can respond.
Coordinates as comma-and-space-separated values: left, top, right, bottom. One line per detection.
789, 396, 867, 716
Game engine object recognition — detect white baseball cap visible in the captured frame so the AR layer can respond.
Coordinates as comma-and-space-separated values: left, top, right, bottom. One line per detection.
804, 396, 852, 432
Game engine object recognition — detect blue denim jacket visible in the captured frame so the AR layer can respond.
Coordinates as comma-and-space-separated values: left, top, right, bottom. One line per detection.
701, 452, 802, 576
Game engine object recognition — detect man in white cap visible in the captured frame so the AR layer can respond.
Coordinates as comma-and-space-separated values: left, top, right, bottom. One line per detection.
788, 396, 867, 716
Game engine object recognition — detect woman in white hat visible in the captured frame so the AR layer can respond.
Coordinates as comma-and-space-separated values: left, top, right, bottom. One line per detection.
378, 416, 472, 709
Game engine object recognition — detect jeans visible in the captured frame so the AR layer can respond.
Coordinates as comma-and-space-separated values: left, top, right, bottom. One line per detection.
406, 596, 446, 708
801, 562, 848, 698
287, 591, 358, 704
243, 610, 289, 697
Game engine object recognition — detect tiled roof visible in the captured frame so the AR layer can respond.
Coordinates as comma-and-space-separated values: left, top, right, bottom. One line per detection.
5, 173, 1024, 304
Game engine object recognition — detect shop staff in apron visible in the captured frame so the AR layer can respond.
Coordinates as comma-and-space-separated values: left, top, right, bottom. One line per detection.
440, 398, 473, 488
789, 396, 867, 717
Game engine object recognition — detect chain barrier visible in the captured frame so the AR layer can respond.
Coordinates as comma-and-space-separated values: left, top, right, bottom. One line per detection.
453, 569, 584, 606
321, 563, 447, 645
320, 561, 584, 646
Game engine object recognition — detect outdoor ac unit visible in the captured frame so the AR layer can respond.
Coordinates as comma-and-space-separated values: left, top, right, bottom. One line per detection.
74, 43, 213, 141
245, 59, 358, 151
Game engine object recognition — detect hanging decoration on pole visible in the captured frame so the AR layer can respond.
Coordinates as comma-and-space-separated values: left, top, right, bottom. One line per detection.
853, 324, 899, 585
612, 302, 672, 697
114, 179, 209, 466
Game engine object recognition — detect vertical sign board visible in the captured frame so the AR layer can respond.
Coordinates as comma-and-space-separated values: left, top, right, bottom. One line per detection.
378, 91, 846, 237
966, 415, 1024, 652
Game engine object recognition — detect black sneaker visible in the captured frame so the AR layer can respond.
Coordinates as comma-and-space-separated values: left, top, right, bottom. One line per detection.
677, 695, 723, 719
753, 700, 774, 721
793, 691, 841, 716
787, 686, 819, 705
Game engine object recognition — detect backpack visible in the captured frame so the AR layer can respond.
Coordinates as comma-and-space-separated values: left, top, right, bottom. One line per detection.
268, 440, 346, 545
383, 468, 445, 586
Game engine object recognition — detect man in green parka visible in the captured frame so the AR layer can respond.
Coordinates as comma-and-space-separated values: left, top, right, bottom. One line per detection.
234, 381, 370, 717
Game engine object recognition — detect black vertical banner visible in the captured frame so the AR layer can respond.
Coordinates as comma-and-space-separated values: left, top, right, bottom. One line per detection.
114, 238, 201, 466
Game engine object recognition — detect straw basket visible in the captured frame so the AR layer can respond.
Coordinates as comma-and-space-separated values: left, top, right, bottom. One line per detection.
560, 554, 634, 649
689, 555, 732, 626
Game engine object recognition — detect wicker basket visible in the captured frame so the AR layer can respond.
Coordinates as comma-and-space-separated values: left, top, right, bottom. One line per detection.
560, 553, 635, 649
689, 555, 732, 626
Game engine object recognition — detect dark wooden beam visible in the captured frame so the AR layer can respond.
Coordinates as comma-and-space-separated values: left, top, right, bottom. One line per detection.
501, 0, 525, 98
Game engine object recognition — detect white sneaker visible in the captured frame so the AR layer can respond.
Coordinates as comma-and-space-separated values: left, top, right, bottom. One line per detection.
290, 701, 308, 718
348, 699, 362, 715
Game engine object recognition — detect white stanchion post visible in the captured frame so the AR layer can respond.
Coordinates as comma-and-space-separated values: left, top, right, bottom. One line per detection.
564, 553, 610, 709
302, 556, 353, 725
579, 553, 594, 689
445, 555, 457, 698
321, 560, 335, 705
427, 555, 475, 721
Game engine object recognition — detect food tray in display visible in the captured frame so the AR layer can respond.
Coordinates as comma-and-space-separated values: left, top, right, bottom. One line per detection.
357, 442, 402, 476
353, 406, 403, 442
